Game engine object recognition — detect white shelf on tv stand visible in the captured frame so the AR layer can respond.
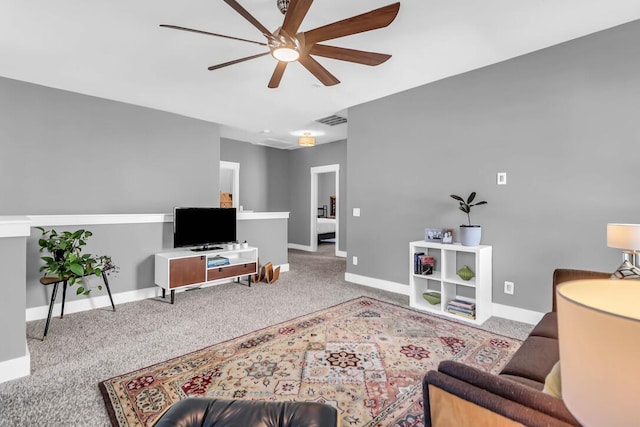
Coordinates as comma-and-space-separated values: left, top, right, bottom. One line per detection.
409, 240, 492, 325
154, 246, 258, 304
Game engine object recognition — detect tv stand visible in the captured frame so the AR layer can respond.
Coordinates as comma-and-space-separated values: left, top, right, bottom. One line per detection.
154, 246, 258, 304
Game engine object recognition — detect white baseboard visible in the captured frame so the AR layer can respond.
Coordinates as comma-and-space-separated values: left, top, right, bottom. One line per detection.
26, 286, 162, 321
336, 250, 347, 258
491, 303, 546, 325
278, 263, 290, 272
0, 342, 30, 384
344, 273, 410, 296
288, 243, 313, 252
26, 266, 291, 322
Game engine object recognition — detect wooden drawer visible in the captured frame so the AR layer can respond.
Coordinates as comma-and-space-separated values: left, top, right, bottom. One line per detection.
170, 256, 206, 288
207, 262, 257, 281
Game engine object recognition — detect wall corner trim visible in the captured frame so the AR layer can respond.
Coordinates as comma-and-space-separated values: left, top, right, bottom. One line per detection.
0, 216, 32, 238
0, 342, 30, 384
344, 273, 410, 296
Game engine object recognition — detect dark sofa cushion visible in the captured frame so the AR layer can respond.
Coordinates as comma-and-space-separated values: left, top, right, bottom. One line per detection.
529, 312, 558, 339
500, 336, 559, 385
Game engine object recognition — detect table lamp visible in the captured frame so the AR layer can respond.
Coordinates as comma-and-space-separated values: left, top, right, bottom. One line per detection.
607, 223, 640, 266
557, 279, 640, 426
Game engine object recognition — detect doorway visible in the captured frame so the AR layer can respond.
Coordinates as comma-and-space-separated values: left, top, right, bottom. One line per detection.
310, 164, 344, 257
219, 161, 239, 208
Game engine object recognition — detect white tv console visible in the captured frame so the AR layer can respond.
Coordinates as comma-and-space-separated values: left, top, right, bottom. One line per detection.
154, 246, 258, 304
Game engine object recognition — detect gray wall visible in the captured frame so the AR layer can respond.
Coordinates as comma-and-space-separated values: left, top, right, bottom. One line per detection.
347, 20, 640, 313
0, 77, 219, 215
287, 140, 347, 252
318, 173, 336, 216
237, 219, 288, 267
266, 148, 291, 212
0, 77, 220, 326
0, 237, 26, 361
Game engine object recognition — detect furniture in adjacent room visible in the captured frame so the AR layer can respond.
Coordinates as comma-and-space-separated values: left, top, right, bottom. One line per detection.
154, 246, 258, 304
422, 268, 610, 427
316, 199, 336, 242
330, 195, 336, 217
316, 217, 336, 242
409, 240, 492, 324
152, 397, 338, 427
40, 267, 116, 338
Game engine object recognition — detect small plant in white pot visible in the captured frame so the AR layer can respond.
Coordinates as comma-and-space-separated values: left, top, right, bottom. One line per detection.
450, 192, 487, 246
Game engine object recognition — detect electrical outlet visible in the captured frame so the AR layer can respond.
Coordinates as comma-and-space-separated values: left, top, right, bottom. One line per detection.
504, 281, 514, 295
352, 256, 358, 266
353, 208, 361, 217
497, 172, 507, 185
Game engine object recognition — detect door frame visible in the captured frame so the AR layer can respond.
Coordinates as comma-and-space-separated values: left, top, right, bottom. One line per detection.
220, 161, 240, 208
310, 164, 344, 257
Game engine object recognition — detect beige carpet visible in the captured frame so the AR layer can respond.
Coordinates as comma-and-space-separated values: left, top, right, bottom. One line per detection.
0, 245, 532, 426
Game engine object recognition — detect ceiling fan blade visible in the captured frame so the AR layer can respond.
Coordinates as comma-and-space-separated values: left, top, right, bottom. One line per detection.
160, 24, 267, 46
302, 2, 400, 45
282, 0, 314, 36
208, 52, 270, 71
298, 54, 340, 86
309, 44, 391, 66
268, 62, 288, 88
224, 0, 274, 40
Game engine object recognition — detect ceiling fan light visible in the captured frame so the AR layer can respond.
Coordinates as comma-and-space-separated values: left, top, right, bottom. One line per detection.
299, 132, 315, 147
272, 47, 299, 62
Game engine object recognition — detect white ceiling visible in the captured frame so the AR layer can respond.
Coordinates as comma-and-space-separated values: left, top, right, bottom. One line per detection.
2, 1, 639, 149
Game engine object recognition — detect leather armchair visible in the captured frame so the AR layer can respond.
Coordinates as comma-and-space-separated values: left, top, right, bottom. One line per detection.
152, 398, 338, 427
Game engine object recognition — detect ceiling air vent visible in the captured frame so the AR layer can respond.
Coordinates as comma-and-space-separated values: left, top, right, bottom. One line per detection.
315, 115, 347, 126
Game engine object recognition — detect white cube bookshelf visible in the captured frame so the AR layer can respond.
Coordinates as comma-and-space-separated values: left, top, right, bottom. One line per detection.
409, 240, 492, 325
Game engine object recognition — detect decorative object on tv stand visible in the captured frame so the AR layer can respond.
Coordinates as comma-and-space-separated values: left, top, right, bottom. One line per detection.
607, 223, 640, 267
456, 265, 475, 281
557, 279, 640, 426
36, 227, 118, 295
450, 192, 487, 246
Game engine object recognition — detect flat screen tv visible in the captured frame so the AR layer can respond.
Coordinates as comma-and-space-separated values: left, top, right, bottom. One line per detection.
173, 207, 237, 251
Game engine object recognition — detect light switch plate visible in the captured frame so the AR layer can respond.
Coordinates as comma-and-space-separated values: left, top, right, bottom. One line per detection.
497, 172, 507, 185
353, 208, 361, 217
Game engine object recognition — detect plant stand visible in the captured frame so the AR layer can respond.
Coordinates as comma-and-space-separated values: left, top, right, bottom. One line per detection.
39, 268, 116, 339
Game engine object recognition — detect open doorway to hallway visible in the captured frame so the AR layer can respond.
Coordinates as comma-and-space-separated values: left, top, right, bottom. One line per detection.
310, 164, 341, 257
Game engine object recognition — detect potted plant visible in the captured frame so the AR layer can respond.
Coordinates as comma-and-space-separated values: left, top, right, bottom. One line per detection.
36, 227, 118, 295
450, 192, 487, 246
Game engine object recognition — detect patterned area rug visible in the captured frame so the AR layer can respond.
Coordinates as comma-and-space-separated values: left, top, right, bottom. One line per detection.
99, 297, 521, 426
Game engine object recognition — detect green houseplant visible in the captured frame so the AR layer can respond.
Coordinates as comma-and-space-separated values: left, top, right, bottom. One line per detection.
36, 227, 117, 295
450, 192, 487, 246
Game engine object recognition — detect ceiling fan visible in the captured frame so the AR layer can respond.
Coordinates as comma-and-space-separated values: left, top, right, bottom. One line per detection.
160, 0, 400, 88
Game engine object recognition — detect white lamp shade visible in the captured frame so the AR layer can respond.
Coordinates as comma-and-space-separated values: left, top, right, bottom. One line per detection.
557, 279, 640, 426
607, 223, 640, 250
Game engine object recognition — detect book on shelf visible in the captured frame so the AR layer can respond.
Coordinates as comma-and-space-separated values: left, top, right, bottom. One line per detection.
419, 255, 435, 275
447, 308, 476, 319
413, 252, 424, 275
207, 255, 230, 267
446, 304, 475, 315
448, 299, 476, 310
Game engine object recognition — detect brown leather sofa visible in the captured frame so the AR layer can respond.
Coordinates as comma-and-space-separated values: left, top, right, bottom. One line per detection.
152, 397, 338, 427
422, 268, 610, 427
